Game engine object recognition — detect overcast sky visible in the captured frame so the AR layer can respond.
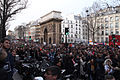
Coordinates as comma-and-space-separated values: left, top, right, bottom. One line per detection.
9, 0, 97, 31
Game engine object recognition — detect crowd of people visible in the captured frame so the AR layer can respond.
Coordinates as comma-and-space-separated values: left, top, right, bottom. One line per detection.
0, 37, 120, 80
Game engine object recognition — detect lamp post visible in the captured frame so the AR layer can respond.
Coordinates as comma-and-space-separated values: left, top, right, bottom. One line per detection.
86, 10, 89, 45
75, 34, 77, 44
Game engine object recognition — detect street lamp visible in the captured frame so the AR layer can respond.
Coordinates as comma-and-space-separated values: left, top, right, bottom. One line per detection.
86, 10, 89, 45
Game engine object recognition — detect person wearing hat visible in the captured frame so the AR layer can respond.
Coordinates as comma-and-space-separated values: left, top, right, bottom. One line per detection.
104, 59, 114, 75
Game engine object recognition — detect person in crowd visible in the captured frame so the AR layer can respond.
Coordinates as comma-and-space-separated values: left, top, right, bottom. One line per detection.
10, 48, 16, 58
3, 39, 120, 80
62, 52, 75, 75
48, 49, 56, 64
44, 66, 61, 80
104, 59, 114, 75
87, 58, 96, 80
105, 75, 115, 80
95, 53, 105, 80
0, 37, 14, 80
0, 47, 8, 80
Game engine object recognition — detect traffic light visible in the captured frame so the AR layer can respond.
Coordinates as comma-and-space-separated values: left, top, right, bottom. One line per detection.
65, 28, 69, 35
112, 35, 115, 40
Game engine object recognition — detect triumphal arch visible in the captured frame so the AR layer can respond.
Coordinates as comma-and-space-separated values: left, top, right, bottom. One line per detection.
39, 11, 62, 45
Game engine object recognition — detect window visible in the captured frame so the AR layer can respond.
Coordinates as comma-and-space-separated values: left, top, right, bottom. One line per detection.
102, 31, 104, 35
105, 37, 109, 43
63, 29, 65, 33
97, 31, 100, 35
105, 18, 108, 22
63, 24, 64, 28
41, 38, 43, 44
76, 27, 77, 30
68, 20, 69, 23
71, 34, 73, 38
76, 20, 77, 23
71, 29, 73, 33
101, 24, 104, 29
76, 31, 78, 34
115, 29, 119, 35
110, 30, 113, 35
101, 37, 104, 42
115, 16, 119, 21
71, 39, 73, 43
105, 30, 109, 35
110, 17, 113, 21
49, 38, 51, 44
68, 39, 70, 42
110, 23, 113, 28
105, 24, 108, 28
75, 35, 77, 38
101, 18, 104, 22
71, 25, 73, 28
97, 24, 100, 27
83, 36, 85, 39
68, 35, 70, 38
115, 22, 119, 28
97, 19, 100, 23
68, 24, 69, 27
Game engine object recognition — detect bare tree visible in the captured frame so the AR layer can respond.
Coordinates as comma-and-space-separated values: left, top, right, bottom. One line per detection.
83, 1, 102, 45
83, 0, 120, 45
0, 0, 28, 40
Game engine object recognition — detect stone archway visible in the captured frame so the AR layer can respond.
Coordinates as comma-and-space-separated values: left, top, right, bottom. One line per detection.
49, 37, 51, 44
39, 11, 63, 45
44, 28, 48, 44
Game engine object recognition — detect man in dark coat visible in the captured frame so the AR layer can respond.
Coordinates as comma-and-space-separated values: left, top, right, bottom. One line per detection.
0, 38, 14, 80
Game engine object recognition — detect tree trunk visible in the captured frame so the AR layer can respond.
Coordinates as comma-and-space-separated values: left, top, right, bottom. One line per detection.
93, 32, 95, 46
2, 26, 6, 38
1, 0, 6, 39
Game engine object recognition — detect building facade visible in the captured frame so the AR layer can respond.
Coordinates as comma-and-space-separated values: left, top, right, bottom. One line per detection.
61, 14, 87, 43
94, 6, 120, 43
